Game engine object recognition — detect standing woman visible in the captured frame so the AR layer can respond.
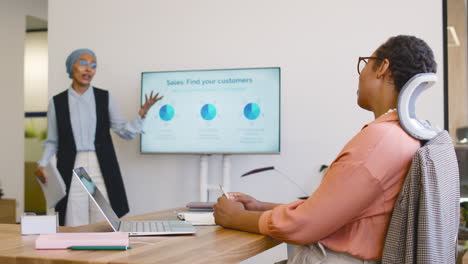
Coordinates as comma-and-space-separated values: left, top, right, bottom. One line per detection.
35, 49, 162, 226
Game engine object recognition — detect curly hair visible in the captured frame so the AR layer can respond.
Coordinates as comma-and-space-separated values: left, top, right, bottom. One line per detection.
374, 35, 437, 92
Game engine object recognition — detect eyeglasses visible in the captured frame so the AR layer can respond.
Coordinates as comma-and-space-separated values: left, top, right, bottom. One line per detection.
78, 60, 97, 69
357, 56, 383, 75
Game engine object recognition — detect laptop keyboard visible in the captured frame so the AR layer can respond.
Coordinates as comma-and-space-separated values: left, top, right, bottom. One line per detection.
121, 221, 173, 233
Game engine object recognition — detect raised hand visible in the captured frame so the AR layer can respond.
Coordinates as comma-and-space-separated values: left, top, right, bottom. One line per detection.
139, 91, 163, 118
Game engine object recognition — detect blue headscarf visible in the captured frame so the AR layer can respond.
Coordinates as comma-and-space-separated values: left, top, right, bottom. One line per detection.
65, 48, 97, 78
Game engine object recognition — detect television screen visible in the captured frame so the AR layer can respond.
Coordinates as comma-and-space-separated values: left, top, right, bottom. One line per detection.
140, 67, 280, 154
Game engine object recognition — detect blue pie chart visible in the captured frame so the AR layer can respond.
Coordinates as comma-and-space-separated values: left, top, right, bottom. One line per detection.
200, 104, 217, 120
243, 103, 261, 120
159, 104, 175, 121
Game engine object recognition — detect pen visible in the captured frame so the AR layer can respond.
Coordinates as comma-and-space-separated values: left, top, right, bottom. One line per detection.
67, 246, 132, 250
219, 184, 231, 199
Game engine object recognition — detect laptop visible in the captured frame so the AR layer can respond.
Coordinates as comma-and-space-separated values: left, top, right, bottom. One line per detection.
72, 167, 196, 236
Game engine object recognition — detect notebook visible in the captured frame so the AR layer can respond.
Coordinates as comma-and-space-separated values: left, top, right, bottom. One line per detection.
186, 201, 215, 212
72, 167, 196, 236
36, 232, 128, 249
177, 211, 215, 226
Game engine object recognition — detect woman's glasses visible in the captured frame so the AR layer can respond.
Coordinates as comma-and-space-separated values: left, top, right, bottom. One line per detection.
78, 60, 97, 69
357, 56, 383, 75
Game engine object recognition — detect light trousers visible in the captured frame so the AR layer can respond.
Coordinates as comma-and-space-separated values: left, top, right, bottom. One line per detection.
65, 151, 109, 227
277, 243, 380, 264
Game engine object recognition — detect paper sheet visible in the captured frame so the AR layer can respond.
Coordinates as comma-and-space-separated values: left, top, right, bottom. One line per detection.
177, 212, 215, 226
37, 161, 66, 209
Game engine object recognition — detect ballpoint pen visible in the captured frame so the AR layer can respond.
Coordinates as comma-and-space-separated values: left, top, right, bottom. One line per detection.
67, 246, 132, 250
218, 184, 231, 199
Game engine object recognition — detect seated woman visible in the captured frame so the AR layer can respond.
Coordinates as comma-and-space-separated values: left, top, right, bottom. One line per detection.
213, 35, 437, 263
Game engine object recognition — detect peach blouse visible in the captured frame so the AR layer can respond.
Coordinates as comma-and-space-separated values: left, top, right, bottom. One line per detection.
258, 112, 421, 260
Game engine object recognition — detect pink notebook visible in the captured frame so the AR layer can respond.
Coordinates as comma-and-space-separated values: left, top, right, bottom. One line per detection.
35, 232, 129, 249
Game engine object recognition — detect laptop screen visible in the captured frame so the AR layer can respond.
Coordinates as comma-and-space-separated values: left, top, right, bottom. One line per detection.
73, 167, 121, 231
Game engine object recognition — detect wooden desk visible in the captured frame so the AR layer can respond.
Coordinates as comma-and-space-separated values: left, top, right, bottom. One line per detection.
0, 208, 281, 264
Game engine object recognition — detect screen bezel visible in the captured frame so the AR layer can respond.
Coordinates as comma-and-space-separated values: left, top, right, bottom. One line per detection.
139, 67, 281, 155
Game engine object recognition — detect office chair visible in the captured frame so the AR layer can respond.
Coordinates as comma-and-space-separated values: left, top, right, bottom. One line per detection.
382, 73, 461, 264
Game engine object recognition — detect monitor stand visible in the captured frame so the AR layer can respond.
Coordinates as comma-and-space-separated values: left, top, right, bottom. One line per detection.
199, 154, 231, 202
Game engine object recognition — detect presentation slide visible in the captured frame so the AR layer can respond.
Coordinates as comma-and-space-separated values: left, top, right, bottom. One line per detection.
140, 67, 280, 154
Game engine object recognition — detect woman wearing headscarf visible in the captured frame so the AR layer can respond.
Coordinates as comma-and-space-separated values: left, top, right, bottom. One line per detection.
35, 48, 162, 226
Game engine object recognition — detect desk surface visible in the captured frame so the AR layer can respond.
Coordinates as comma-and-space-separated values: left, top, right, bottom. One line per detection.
0, 208, 281, 264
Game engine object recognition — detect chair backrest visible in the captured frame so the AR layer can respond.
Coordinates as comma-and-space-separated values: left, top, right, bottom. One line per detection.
382, 73, 460, 264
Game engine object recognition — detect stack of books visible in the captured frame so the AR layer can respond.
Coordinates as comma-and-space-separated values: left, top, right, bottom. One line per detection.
185, 202, 215, 212
177, 202, 216, 226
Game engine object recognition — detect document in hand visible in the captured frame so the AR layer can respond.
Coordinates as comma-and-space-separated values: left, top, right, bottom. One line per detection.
37, 161, 66, 209
35, 232, 129, 249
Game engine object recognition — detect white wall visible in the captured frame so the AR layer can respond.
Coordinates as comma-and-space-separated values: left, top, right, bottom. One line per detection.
0, 0, 47, 221
48, 0, 444, 216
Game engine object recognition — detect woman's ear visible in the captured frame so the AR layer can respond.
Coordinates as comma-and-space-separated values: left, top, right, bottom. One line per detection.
376, 58, 390, 79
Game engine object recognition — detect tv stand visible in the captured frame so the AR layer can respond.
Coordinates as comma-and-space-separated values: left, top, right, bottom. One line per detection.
199, 154, 231, 201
